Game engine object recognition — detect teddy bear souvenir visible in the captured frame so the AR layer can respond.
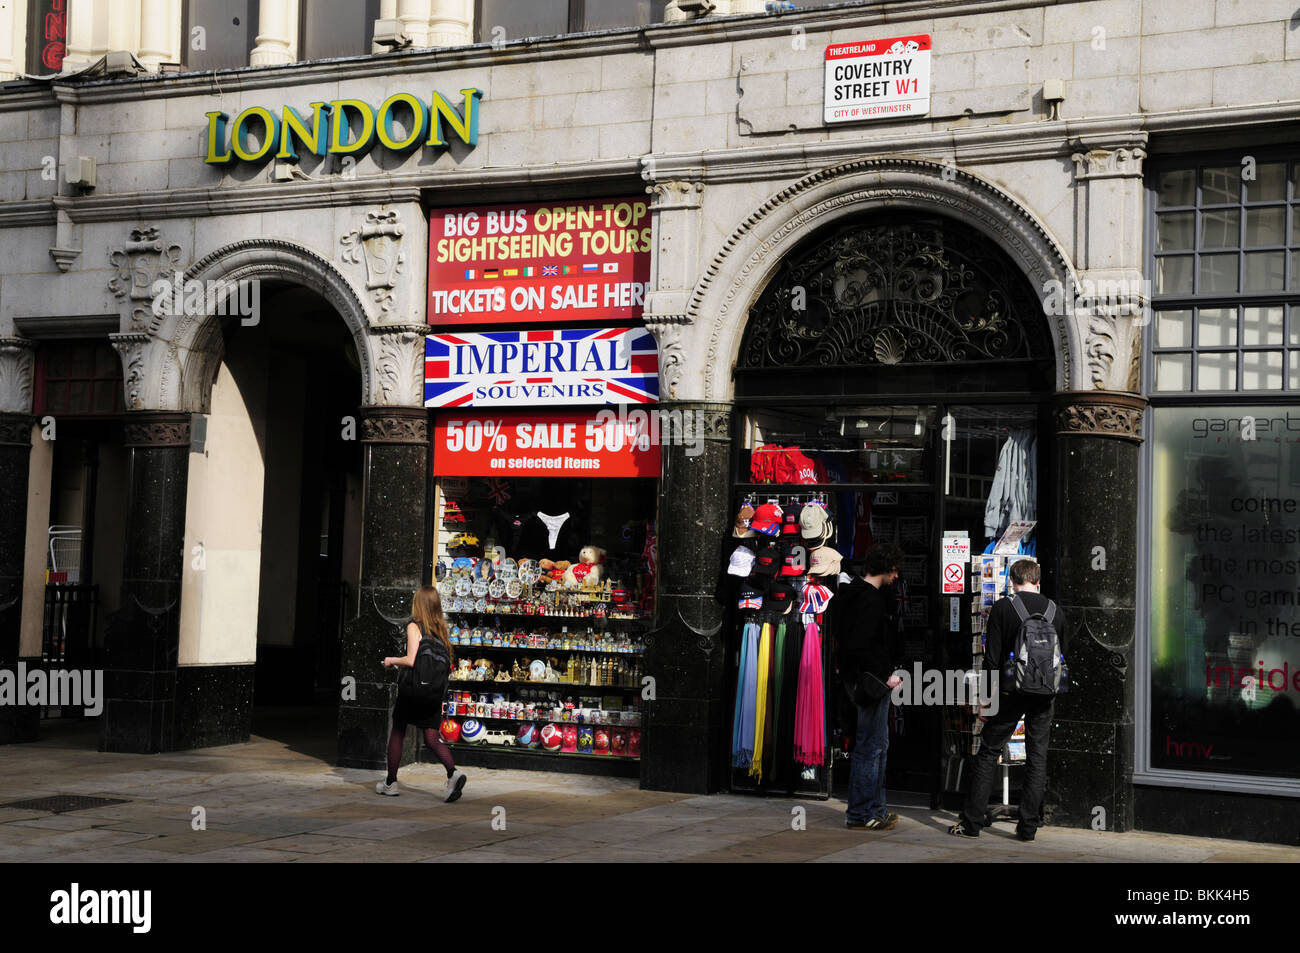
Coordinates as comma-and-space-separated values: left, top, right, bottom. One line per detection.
563, 545, 606, 589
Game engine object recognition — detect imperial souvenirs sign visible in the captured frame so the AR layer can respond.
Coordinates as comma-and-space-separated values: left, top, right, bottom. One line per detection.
203, 89, 482, 164
824, 35, 931, 123
424, 327, 659, 408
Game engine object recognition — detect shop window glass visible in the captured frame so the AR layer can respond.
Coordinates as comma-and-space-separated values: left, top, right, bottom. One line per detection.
36, 341, 124, 418
1157, 169, 1195, 207
1199, 208, 1239, 248
1156, 212, 1194, 251
1291, 251, 1300, 290
1156, 309, 1193, 348
1197, 308, 1237, 347
1156, 256, 1193, 294
183, 0, 257, 70
1196, 352, 1237, 390
26, 0, 68, 75
1291, 352, 1300, 389
1148, 406, 1300, 780
1244, 251, 1285, 292
477, 0, 569, 40
1242, 306, 1283, 346
300, 0, 379, 60
1155, 354, 1191, 391
1199, 254, 1238, 293
1246, 162, 1287, 202
582, 0, 668, 30
1244, 207, 1285, 247
1242, 351, 1283, 390
1200, 166, 1240, 205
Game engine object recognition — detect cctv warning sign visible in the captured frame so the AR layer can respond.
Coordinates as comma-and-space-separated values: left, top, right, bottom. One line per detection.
824, 34, 931, 124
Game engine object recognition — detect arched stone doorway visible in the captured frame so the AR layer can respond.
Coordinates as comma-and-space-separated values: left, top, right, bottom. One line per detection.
101, 239, 430, 766
729, 209, 1059, 801
646, 160, 1140, 831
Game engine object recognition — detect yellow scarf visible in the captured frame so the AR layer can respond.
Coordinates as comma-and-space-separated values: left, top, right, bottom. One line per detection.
750, 622, 772, 782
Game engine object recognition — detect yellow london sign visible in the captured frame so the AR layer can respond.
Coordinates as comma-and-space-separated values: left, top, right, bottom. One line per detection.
204, 88, 482, 165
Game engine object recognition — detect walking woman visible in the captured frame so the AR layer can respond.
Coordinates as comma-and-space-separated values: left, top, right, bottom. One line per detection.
378, 585, 467, 802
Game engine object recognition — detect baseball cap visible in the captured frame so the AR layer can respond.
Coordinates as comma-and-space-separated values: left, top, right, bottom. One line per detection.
727, 545, 757, 577
779, 538, 809, 577
809, 546, 843, 577
799, 502, 832, 542
780, 512, 800, 536
767, 579, 795, 613
751, 502, 783, 536
738, 579, 764, 610
800, 580, 833, 614
751, 539, 781, 577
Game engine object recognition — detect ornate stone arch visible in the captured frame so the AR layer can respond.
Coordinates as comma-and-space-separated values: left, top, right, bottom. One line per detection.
161, 238, 380, 413
690, 158, 1082, 401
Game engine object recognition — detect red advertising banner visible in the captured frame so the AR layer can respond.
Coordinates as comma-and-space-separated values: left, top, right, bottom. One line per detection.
427, 197, 652, 326
432, 409, 661, 478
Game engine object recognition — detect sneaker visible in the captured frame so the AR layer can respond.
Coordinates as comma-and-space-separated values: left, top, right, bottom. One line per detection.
375, 780, 400, 796
864, 812, 898, 831
1015, 825, 1036, 842
949, 821, 980, 838
443, 769, 467, 803
845, 818, 869, 830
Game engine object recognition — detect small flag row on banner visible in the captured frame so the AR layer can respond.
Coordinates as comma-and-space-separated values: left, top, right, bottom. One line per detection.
462, 262, 619, 280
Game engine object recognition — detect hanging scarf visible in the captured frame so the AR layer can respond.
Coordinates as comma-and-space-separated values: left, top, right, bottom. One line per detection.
732, 622, 757, 767
750, 622, 773, 782
770, 621, 787, 780
794, 618, 826, 767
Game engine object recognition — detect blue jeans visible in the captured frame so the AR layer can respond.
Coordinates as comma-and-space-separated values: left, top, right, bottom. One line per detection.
846, 692, 891, 823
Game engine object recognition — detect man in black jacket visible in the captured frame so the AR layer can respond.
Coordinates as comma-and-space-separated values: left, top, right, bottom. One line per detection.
838, 542, 905, 831
950, 559, 1069, 842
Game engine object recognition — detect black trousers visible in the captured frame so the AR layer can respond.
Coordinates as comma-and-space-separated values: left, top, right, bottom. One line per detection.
960, 692, 1054, 832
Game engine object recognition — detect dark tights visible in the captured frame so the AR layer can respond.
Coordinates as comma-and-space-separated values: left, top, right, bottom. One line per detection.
386, 722, 456, 784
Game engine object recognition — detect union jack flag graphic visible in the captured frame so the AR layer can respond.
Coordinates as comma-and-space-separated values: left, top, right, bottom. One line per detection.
424, 327, 659, 408
541, 265, 559, 276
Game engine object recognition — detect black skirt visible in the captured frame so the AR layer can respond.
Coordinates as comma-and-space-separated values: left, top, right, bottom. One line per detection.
392, 680, 446, 730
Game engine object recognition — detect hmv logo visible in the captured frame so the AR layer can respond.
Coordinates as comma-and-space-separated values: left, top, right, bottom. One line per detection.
1165, 735, 1214, 759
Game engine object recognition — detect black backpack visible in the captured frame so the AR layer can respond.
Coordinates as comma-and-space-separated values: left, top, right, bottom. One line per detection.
399, 624, 450, 704
1001, 595, 1065, 696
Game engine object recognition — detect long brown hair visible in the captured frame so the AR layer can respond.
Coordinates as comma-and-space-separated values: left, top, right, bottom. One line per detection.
411, 586, 453, 660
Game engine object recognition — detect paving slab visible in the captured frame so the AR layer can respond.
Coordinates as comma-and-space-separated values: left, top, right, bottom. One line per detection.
1, 719, 1296, 864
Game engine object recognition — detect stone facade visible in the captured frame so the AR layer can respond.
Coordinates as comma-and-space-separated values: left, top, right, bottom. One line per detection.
1, 1, 1297, 836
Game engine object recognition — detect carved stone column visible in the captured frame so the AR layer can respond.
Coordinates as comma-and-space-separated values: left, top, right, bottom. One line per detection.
1048, 391, 1146, 832
427, 0, 472, 47
641, 401, 732, 794
0, 339, 36, 743
1072, 140, 1148, 394
251, 0, 296, 65
100, 412, 191, 753
337, 405, 429, 769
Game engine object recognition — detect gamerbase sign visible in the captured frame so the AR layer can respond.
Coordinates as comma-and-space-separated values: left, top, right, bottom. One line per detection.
433, 409, 661, 477
824, 35, 931, 124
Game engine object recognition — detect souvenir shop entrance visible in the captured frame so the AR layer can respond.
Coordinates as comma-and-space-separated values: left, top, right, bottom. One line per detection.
719, 214, 1060, 804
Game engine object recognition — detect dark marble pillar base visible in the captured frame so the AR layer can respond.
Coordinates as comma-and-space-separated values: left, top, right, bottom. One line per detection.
0, 414, 34, 748
641, 402, 732, 794
174, 664, 255, 749
1047, 392, 1144, 831
337, 407, 428, 770
101, 412, 191, 753
0, 674, 40, 744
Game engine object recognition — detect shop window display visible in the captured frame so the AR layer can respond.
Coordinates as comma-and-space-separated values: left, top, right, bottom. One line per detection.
1148, 405, 1300, 780
432, 475, 655, 764
725, 403, 1045, 800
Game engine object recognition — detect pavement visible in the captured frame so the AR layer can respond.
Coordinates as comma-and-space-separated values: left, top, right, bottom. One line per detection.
1, 712, 1296, 863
